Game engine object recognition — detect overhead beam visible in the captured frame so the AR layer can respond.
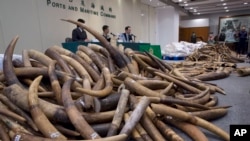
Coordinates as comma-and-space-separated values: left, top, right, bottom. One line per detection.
159, 0, 192, 16
184, 3, 249, 10
192, 5, 250, 12
193, 7, 250, 15
179, 0, 242, 7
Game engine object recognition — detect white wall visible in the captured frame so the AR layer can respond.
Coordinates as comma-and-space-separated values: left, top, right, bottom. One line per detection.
156, 6, 179, 49
0, 0, 42, 54
0, 0, 157, 54
140, 4, 157, 43
180, 18, 209, 28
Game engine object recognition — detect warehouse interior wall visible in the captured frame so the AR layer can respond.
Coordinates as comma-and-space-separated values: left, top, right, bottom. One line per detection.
0, 19, 5, 50
180, 18, 209, 28
181, 10, 250, 36
179, 27, 210, 42
156, 6, 180, 50
149, 5, 157, 44
179, 18, 209, 42
0, 0, 157, 54
0, 0, 42, 54
140, 4, 157, 44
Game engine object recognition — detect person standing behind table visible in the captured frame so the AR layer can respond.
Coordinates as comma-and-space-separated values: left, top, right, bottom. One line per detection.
72, 19, 88, 42
234, 30, 240, 53
238, 26, 248, 55
248, 29, 250, 57
190, 32, 197, 43
120, 26, 133, 42
102, 25, 111, 42
208, 32, 215, 45
218, 30, 226, 42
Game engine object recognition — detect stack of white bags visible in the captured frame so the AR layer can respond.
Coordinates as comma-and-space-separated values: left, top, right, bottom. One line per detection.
161, 41, 207, 57
0, 54, 22, 71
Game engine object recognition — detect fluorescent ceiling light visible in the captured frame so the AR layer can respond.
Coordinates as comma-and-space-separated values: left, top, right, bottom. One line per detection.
197, 13, 200, 15
244, 2, 248, 5
224, 7, 228, 9
222, 3, 227, 6
179, 0, 182, 2
190, 7, 193, 9
220, 0, 224, 1
185, 3, 188, 6
226, 9, 229, 12
184, 1, 187, 3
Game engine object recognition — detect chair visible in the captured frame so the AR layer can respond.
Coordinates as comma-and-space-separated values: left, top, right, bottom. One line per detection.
65, 37, 72, 42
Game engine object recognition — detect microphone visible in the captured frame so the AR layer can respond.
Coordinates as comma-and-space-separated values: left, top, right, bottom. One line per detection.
131, 34, 136, 37
110, 32, 116, 36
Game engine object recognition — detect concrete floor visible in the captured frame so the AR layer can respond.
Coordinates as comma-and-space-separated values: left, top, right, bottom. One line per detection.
169, 62, 250, 141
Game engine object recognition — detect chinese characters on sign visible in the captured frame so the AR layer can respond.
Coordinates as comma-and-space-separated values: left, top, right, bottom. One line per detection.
46, 0, 116, 18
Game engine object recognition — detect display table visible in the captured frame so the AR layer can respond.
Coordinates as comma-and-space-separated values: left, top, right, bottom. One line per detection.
62, 42, 101, 53
62, 42, 162, 58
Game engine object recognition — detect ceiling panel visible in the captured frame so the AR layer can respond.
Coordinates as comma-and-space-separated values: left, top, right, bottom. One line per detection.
141, 0, 250, 15
173, 0, 250, 15
140, 0, 190, 16
140, 0, 166, 7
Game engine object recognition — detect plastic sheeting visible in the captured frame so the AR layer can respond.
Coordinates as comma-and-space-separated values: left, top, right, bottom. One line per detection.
0, 54, 22, 71
161, 41, 207, 57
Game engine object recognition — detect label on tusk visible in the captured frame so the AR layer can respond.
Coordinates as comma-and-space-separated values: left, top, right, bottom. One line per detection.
117, 84, 125, 93
91, 132, 98, 139
50, 132, 60, 138
14, 135, 21, 141
166, 115, 173, 119
75, 77, 82, 81
79, 99, 85, 107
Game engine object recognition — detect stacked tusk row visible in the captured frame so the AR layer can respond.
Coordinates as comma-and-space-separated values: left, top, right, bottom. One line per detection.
183, 44, 250, 78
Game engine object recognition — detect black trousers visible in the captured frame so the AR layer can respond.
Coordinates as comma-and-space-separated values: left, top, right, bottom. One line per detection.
238, 39, 246, 54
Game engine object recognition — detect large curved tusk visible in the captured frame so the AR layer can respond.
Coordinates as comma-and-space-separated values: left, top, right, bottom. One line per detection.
3, 36, 23, 87
48, 61, 63, 105
62, 79, 101, 139
28, 75, 66, 139
11, 132, 127, 141
151, 104, 230, 141
76, 67, 113, 97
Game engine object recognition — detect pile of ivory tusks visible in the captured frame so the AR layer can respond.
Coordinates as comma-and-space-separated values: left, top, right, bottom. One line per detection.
171, 44, 250, 80
0, 19, 230, 141
185, 44, 244, 63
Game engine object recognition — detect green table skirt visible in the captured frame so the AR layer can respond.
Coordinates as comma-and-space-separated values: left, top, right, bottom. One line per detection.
62, 42, 162, 59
